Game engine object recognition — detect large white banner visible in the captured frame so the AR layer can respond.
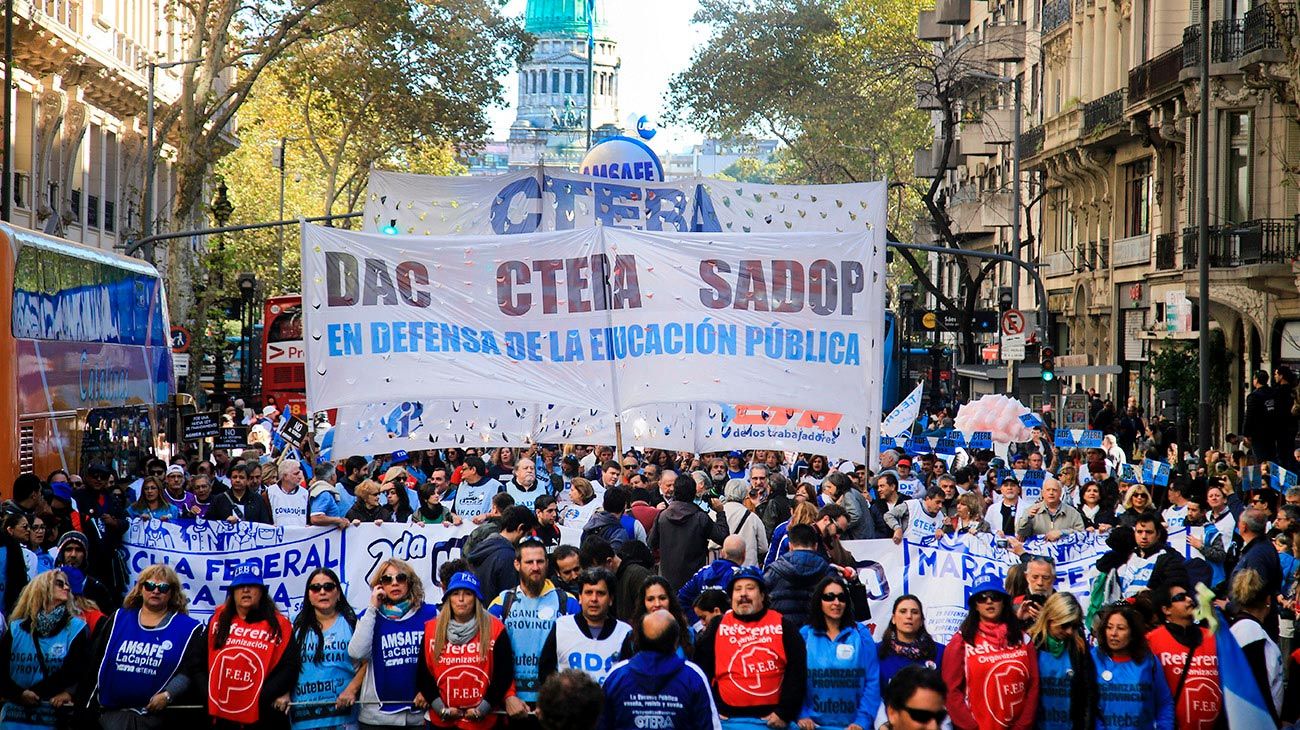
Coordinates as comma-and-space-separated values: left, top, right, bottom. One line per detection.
303, 225, 879, 421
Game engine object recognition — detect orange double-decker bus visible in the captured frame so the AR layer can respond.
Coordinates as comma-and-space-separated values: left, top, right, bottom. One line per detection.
0, 223, 175, 487
261, 294, 307, 417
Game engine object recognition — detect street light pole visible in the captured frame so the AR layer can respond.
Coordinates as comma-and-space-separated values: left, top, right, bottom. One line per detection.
585, 0, 595, 150
277, 137, 287, 279
1009, 76, 1023, 399
1197, 0, 1211, 457
142, 57, 204, 262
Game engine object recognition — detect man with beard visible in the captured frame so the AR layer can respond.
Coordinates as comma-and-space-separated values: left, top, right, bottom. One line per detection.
1098, 514, 1189, 599
550, 545, 583, 596
505, 459, 549, 511
694, 566, 807, 729
489, 540, 579, 727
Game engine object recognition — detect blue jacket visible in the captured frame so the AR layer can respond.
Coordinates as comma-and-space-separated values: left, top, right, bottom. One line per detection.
799, 623, 879, 728
764, 550, 835, 626
1091, 648, 1174, 729
678, 558, 740, 609
877, 641, 944, 692
599, 650, 720, 730
765, 521, 791, 566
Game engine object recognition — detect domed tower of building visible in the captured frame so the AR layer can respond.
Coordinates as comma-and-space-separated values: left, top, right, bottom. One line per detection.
508, 0, 622, 169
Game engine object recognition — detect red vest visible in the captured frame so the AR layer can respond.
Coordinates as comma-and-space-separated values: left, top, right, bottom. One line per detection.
713, 610, 787, 708
961, 635, 1033, 730
207, 608, 292, 725
1147, 626, 1222, 730
422, 616, 507, 729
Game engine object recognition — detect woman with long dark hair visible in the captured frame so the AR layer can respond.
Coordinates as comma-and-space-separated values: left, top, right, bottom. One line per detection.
207, 561, 295, 729
128, 477, 181, 521
877, 594, 944, 691
1028, 592, 1096, 730
290, 568, 364, 730
797, 575, 879, 730
624, 576, 693, 658
416, 571, 513, 728
1091, 603, 1173, 728
382, 479, 414, 523
942, 577, 1038, 730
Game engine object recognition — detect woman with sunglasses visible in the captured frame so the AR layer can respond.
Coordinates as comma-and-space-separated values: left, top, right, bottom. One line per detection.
348, 558, 438, 727
90, 564, 205, 727
0, 570, 89, 728
1027, 593, 1096, 730
942, 577, 1037, 730
416, 571, 514, 728
290, 568, 364, 730
877, 595, 944, 693
208, 560, 295, 728
623, 576, 694, 658
346, 480, 388, 525
1091, 603, 1173, 729
796, 575, 879, 730
1117, 486, 1157, 529
127, 477, 182, 522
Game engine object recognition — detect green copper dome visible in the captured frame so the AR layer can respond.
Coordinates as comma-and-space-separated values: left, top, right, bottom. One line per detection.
524, 0, 609, 37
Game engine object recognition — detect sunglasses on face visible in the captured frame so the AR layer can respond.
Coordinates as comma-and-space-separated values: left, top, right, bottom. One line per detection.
1169, 592, 1192, 603
379, 573, 409, 586
53, 580, 69, 589
820, 592, 847, 603
308, 582, 338, 593
974, 593, 1002, 604
900, 705, 949, 725
142, 581, 172, 593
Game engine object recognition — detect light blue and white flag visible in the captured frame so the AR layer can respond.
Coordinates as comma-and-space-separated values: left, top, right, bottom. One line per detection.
882, 382, 924, 438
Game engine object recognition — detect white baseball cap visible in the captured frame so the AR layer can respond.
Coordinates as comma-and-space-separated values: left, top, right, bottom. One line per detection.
165, 464, 186, 477
262, 405, 279, 417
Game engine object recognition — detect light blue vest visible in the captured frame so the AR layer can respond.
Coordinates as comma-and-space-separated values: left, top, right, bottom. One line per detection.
1036, 647, 1074, 730
291, 618, 359, 729
2, 614, 87, 730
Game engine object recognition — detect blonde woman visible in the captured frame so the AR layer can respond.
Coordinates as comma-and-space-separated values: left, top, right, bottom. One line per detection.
951, 492, 992, 536
347, 557, 438, 727
416, 571, 514, 728
91, 564, 206, 723
561, 477, 601, 528
346, 479, 388, 524
765, 501, 819, 566
1117, 485, 1157, 529
1028, 593, 1097, 730
0, 570, 90, 727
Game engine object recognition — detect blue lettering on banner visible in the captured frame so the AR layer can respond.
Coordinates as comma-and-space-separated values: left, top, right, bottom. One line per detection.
490, 177, 542, 234
1054, 429, 1076, 448
1079, 429, 1104, 448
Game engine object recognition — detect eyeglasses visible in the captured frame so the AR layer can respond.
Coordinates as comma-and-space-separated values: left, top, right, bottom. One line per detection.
1169, 592, 1192, 603
149, 470, 165, 476
53, 580, 69, 589
820, 592, 847, 603
142, 581, 172, 594
1132, 493, 1149, 500
31, 525, 45, 532
974, 593, 1002, 604
899, 706, 949, 725
379, 573, 409, 586
308, 582, 338, 593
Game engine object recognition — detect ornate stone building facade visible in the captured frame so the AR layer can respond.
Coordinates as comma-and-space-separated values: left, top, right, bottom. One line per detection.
917, 0, 1300, 426
6, 0, 198, 250
508, 0, 622, 168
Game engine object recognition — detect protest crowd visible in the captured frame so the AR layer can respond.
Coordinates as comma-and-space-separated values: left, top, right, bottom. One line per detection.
8, 386, 1300, 730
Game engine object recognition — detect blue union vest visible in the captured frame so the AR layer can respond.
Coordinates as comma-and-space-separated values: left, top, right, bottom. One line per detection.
96, 609, 202, 712
291, 618, 359, 729
2, 614, 87, 730
371, 603, 439, 713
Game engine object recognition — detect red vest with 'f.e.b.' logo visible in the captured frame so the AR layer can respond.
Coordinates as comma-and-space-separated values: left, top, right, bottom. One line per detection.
714, 610, 787, 708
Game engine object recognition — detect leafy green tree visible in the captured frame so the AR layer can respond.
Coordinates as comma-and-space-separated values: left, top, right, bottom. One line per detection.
1144, 331, 1232, 443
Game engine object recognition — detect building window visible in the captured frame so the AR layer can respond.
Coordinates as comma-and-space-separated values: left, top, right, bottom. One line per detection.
1123, 158, 1151, 236
564, 70, 573, 94
1223, 111, 1251, 223
552, 70, 560, 94
576, 71, 584, 95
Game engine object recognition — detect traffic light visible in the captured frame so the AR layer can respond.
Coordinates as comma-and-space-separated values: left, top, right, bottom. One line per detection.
1039, 346, 1056, 382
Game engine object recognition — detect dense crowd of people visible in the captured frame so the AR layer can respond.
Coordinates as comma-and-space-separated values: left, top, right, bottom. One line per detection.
3, 406, 1300, 729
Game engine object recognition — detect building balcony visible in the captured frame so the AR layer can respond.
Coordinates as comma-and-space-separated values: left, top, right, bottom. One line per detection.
1082, 89, 1126, 134
1155, 233, 1178, 270
1018, 125, 1044, 157
30, 0, 80, 32
936, 0, 971, 25
1183, 20, 1246, 68
1041, 108, 1083, 155
914, 218, 940, 244
958, 120, 996, 157
1043, 250, 1073, 277
1182, 218, 1300, 268
1042, 0, 1072, 34
947, 189, 1014, 236
1128, 46, 1184, 105
1242, 3, 1294, 58
1076, 239, 1111, 271
918, 9, 950, 41
1112, 233, 1152, 267
984, 23, 1027, 62
914, 142, 959, 177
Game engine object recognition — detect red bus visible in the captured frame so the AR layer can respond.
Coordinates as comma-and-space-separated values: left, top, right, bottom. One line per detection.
262, 294, 307, 417
0, 223, 175, 484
